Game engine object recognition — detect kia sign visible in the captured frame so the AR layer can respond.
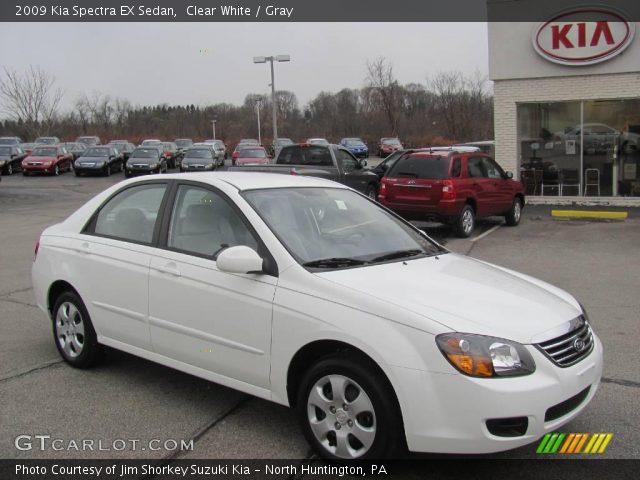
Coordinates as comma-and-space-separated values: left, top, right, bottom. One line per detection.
533, 8, 635, 66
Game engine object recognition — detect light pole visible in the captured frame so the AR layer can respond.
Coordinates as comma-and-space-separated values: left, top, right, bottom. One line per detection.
256, 99, 262, 145
253, 54, 290, 143
211, 119, 217, 140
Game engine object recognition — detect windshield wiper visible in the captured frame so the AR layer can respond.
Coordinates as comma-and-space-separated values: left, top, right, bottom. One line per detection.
370, 249, 425, 263
302, 257, 368, 269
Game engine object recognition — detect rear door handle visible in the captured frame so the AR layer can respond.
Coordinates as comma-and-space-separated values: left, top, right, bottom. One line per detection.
72, 242, 90, 254
156, 263, 181, 277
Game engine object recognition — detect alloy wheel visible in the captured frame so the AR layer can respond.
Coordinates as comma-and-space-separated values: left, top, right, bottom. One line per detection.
55, 302, 85, 359
307, 374, 376, 459
462, 209, 474, 235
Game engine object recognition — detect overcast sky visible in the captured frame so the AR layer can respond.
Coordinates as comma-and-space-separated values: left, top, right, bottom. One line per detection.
0, 22, 488, 111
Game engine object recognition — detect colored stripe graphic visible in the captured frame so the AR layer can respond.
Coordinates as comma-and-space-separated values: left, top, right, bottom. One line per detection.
598, 434, 613, 453
538, 433, 613, 454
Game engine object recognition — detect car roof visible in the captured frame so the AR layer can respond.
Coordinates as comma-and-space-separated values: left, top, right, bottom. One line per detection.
127, 171, 346, 192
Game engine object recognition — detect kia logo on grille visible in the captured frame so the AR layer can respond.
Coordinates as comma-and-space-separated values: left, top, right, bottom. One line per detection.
573, 338, 585, 352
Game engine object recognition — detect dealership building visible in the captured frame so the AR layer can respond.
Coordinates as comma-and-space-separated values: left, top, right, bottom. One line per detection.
488, 12, 640, 204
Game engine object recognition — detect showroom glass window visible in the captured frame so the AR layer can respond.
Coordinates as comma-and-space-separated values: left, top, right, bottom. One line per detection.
517, 99, 640, 197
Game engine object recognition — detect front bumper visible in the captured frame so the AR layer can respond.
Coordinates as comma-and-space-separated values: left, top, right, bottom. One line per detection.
394, 334, 603, 454
22, 164, 56, 173
126, 165, 160, 175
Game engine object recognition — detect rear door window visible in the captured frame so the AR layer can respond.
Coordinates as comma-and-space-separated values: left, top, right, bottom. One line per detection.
388, 155, 450, 179
90, 184, 168, 244
467, 157, 487, 178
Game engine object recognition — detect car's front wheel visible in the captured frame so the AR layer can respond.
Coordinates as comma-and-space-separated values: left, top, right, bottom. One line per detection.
505, 197, 522, 226
52, 291, 102, 368
454, 204, 475, 238
297, 353, 404, 460
53, 165, 60, 176
104, 164, 111, 177
7, 163, 13, 175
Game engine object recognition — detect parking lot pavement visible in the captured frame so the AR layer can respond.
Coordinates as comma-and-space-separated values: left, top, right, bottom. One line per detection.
1, 173, 639, 461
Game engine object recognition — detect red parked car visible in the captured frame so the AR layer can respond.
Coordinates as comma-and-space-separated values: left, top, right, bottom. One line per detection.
235, 146, 270, 166
377, 137, 403, 157
21, 145, 73, 176
378, 151, 524, 238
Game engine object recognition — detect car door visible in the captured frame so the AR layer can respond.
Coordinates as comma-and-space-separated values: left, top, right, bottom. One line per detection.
466, 156, 496, 216
336, 148, 369, 193
76, 181, 170, 350
482, 157, 514, 214
148, 183, 277, 388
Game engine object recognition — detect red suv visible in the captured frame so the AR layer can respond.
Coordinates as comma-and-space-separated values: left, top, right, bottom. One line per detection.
378, 151, 524, 237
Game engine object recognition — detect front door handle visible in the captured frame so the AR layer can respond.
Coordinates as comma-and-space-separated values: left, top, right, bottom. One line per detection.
156, 263, 181, 277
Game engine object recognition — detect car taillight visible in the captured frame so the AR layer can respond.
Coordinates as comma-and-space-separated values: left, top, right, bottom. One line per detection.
442, 180, 456, 200
380, 181, 387, 194
34, 239, 40, 258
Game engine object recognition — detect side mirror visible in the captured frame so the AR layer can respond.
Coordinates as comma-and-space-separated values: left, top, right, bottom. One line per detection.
216, 246, 264, 274
505, 171, 513, 179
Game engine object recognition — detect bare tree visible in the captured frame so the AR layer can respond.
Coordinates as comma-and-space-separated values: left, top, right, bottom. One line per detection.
0, 66, 63, 138
365, 57, 402, 136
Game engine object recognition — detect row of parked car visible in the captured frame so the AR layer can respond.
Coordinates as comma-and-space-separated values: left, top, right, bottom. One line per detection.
228, 142, 524, 238
2, 134, 521, 238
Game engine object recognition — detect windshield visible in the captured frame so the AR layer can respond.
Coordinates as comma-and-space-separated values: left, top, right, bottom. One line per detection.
239, 148, 267, 158
243, 187, 444, 268
239, 139, 259, 145
175, 140, 193, 148
35, 138, 56, 145
142, 140, 161, 146
185, 149, 213, 159
0, 139, 17, 145
0, 147, 12, 155
346, 140, 365, 146
77, 137, 97, 145
131, 148, 158, 158
275, 138, 293, 146
83, 148, 110, 157
32, 147, 57, 156
382, 138, 401, 145
308, 139, 328, 145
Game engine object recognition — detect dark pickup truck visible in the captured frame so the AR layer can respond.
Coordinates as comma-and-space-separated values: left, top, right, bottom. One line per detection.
228, 143, 380, 198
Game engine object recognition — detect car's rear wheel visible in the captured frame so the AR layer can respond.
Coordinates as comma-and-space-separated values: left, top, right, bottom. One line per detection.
454, 204, 475, 238
297, 353, 404, 460
505, 197, 522, 226
52, 291, 101, 368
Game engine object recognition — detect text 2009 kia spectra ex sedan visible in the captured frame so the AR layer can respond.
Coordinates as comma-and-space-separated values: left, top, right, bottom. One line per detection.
32, 172, 602, 460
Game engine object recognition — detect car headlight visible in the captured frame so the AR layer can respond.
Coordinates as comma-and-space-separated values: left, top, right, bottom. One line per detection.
0, 160, 6, 167
436, 333, 535, 378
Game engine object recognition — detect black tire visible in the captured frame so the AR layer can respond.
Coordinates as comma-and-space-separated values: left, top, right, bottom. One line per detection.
104, 164, 111, 177
52, 291, 102, 369
53, 165, 60, 176
454, 204, 475, 238
7, 163, 13, 175
297, 352, 404, 460
505, 197, 523, 226
74, 171, 81, 177
365, 184, 378, 200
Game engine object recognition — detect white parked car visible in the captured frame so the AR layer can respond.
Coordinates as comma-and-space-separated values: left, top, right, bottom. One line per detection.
31, 173, 602, 460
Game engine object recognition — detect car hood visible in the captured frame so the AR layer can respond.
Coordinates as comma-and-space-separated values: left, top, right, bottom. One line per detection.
183, 158, 214, 164
26, 156, 56, 161
129, 158, 157, 164
78, 156, 108, 162
316, 253, 580, 344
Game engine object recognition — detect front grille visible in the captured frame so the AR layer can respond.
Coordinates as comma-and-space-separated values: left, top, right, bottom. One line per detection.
536, 316, 594, 367
545, 386, 591, 422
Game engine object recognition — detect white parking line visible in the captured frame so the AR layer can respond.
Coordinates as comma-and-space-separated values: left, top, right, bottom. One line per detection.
470, 224, 502, 243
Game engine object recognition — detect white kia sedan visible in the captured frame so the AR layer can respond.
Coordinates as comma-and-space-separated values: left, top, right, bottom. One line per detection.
32, 172, 602, 460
